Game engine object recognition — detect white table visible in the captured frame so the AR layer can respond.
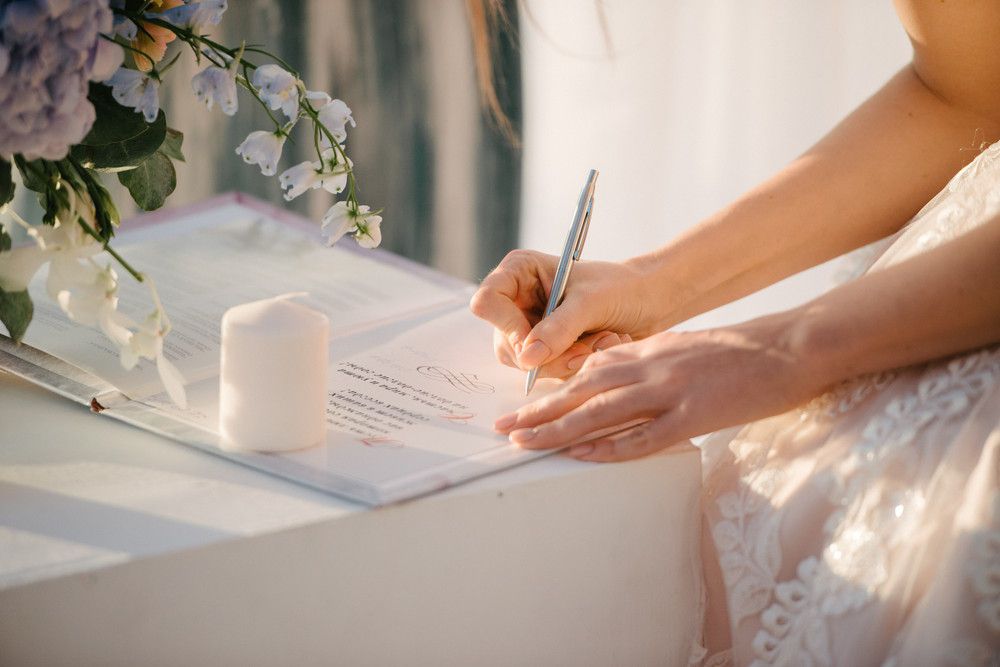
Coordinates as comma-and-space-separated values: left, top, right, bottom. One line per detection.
0, 371, 702, 666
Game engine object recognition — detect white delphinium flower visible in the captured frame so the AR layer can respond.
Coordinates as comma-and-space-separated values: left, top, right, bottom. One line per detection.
235, 130, 286, 176
252, 64, 299, 120
306, 91, 355, 145
119, 298, 187, 409
191, 63, 238, 115
159, 0, 228, 35
278, 150, 351, 201
0, 187, 101, 293
106, 68, 161, 123
353, 206, 382, 249
321, 202, 382, 248
55, 263, 132, 348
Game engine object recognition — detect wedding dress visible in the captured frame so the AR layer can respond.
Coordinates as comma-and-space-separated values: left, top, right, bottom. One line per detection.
696, 140, 1000, 667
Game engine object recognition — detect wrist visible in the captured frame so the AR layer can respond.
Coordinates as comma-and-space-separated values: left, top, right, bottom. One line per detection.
623, 249, 700, 332
783, 301, 862, 392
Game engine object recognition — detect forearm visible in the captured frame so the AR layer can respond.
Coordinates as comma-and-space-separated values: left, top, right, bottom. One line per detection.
635, 66, 1000, 329
791, 214, 1000, 386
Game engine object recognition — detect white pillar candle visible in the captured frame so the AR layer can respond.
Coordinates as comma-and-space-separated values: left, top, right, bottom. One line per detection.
219, 295, 329, 452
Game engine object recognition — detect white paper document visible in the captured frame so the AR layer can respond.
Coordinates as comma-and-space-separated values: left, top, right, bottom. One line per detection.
2, 196, 557, 505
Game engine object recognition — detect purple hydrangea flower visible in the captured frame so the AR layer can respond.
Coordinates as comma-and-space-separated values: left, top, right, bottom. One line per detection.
0, 0, 122, 161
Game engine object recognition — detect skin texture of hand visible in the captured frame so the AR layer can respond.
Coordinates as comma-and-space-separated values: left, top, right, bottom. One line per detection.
493, 313, 826, 462
469, 249, 669, 378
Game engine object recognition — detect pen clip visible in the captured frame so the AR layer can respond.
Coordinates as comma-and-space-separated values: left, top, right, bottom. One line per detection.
572, 169, 598, 261
572, 195, 593, 261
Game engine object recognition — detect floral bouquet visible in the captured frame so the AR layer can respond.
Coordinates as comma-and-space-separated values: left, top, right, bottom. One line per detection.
0, 0, 382, 406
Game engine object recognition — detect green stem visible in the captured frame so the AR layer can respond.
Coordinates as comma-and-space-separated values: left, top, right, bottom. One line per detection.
238, 69, 283, 131
76, 220, 145, 283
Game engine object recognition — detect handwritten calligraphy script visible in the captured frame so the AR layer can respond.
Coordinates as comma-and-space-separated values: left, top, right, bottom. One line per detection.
417, 366, 495, 394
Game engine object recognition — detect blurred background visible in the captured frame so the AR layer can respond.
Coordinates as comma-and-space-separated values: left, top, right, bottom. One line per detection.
15, 0, 913, 329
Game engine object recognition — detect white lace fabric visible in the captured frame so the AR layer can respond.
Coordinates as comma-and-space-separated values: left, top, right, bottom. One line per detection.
695, 141, 1000, 666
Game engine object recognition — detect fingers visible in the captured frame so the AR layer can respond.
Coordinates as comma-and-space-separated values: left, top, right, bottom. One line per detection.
470, 264, 534, 352
567, 414, 680, 462
510, 385, 656, 450
500, 358, 640, 434
493, 328, 518, 368
517, 294, 593, 369
534, 331, 632, 379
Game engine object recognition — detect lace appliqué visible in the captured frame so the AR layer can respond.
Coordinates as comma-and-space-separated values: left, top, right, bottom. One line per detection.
713, 348, 1000, 666
968, 496, 1000, 634
801, 371, 895, 420
711, 440, 784, 626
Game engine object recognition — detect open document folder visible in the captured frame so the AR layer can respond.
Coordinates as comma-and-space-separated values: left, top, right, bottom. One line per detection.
0, 194, 564, 506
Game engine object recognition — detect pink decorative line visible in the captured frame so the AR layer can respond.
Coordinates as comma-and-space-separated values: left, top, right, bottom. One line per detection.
360, 436, 405, 449
440, 413, 475, 423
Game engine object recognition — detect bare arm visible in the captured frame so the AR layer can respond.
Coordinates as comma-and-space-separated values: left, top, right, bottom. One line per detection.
640, 1, 1000, 328
800, 214, 1000, 384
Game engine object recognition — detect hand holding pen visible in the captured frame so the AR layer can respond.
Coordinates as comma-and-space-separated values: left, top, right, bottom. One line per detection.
470, 169, 650, 387
523, 169, 599, 395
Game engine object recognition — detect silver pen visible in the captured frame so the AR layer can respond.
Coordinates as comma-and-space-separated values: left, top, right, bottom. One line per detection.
524, 168, 599, 396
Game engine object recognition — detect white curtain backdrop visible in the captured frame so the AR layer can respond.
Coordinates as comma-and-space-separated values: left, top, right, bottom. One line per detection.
519, 1, 911, 330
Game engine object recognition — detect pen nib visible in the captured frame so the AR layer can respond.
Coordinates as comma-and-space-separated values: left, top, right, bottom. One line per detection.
524, 369, 537, 396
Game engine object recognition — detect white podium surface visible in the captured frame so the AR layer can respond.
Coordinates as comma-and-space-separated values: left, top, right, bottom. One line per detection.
0, 371, 702, 666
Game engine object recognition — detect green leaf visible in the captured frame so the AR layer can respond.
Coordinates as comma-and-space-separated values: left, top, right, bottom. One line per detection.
0, 286, 33, 343
160, 128, 186, 162
118, 151, 176, 211
71, 83, 167, 170
0, 159, 13, 206
13, 157, 55, 193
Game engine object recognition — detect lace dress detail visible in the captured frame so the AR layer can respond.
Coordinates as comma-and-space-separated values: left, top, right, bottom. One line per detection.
696, 141, 1000, 666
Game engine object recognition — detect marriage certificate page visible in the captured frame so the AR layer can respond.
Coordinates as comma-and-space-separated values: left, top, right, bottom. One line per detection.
143, 306, 554, 504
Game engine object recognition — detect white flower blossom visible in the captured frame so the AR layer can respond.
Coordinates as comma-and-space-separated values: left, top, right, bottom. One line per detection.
106, 68, 160, 123
235, 130, 286, 176
0, 187, 101, 293
321, 202, 355, 246
354, 206, 382, 249
191, 64, 238, 115
252, 64, 299, 120
321, 202, 382, 248
55, 263, 132, 348
159, 0, 228, 34
317, 99, 355, 145
120, 306, 187, 409
278, 150, 351, 201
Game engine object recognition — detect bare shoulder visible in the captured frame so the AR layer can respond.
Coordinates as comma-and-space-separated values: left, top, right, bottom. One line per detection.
895, 0, 1000, 121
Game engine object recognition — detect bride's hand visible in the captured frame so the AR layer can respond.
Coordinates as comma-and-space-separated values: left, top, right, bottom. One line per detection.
470, 249, 669, 378
494, 314, 828, 461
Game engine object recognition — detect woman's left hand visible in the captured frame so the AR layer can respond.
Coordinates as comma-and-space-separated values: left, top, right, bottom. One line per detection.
494, 313, 830, 462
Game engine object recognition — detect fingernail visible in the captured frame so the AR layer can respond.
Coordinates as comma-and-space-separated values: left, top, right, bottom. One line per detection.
594, 334, 618, 351
569, 443, 595, 457
622, 334, 632, 343
514, 340, 523, 355
519, 340, 551, 367
566, 354, 588, 370
509, 427, 538, 444
494, 413, 518, 432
